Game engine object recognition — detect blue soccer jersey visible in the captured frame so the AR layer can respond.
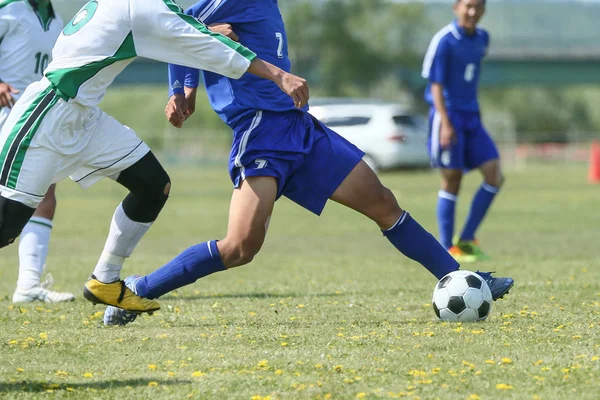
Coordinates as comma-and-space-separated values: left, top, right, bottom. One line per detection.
168, 0, 307, 128
422, 20, 489, 112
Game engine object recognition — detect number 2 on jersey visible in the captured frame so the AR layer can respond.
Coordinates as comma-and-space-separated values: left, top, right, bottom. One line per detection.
275, 32, 284, 58
34, 52, 50, 74
464, 63, 476, 82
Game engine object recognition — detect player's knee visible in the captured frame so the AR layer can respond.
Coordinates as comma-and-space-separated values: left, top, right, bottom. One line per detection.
35, 191, 57, 219
0, 197, 35, 248
366, 186, 402, 227
118, 152, 171, 223
220, 237, 262, 268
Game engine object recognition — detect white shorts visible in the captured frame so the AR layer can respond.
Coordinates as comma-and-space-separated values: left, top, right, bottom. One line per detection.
0, 79, 150, 208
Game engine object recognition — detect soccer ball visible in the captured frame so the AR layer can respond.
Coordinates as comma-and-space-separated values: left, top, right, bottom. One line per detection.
432, 270, 493, 322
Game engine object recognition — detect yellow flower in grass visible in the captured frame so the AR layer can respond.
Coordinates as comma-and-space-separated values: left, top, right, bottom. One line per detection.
148, 364, 157, 370
191, 371, 205, 377
485, 360, 495, 365
83, 372, 93, 378
148, 382, 158, 387
591, 356, 599, 361
334, 365, 343, 372
356, 393, 366, 399
501, 357, 512, 364
533, 360, 543, 365
275, 370, 283, 375
468, 395, 481, 400
16, 368, 24, 373
39, 333, 48, 340
55, 371, 68, 377
496, 384, 513, 390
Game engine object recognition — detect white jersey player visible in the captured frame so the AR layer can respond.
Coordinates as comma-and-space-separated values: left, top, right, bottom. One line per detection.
0, 0, 73, 304
0, 0, 308, 313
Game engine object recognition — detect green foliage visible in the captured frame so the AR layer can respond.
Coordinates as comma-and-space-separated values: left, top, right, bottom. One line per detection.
480, 87, 600, 142
284, 0, 428, 96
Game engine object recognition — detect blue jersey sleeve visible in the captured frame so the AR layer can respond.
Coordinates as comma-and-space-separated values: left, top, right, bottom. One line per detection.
426, 36, 451, 85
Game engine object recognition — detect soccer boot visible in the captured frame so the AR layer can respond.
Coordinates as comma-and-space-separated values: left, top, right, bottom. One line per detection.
104, 276, 141, 326
456, 239, 491, 261
448, 245, 478, 263
475, 271, 514, 301
12, 286, 75, 303
84, 275, 159, 313
12, 274, 75, 303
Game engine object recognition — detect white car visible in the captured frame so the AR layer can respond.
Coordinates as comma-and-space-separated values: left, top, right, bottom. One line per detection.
309, 99, 430, 171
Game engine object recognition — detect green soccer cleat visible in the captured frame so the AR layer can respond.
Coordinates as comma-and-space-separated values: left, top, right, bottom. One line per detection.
456, 239, 491, 262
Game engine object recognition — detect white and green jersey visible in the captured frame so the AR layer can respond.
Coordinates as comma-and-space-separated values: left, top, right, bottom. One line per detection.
45, 0, 256, 106
0, 0, 62, 98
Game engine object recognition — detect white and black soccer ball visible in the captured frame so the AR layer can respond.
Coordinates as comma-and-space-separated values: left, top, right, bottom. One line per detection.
432, 270, 493, 322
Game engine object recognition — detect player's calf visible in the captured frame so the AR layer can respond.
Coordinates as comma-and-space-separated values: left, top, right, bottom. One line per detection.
0, 197, 35, 248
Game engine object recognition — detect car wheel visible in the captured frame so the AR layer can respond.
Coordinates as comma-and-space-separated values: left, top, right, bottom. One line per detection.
363, 154, 380, 173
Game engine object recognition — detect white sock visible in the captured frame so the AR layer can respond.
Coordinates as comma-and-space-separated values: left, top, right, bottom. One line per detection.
17, 217, 53, 290
92, 203, 152, 283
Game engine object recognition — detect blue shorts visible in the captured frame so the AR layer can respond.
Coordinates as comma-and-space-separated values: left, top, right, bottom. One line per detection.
228, 110, 364, 215
427, 108, 499, 170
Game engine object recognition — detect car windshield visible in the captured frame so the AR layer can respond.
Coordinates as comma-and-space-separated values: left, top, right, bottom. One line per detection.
393, 115, 427, 133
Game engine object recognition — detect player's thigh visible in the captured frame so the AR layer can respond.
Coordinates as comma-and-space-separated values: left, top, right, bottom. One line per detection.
33, 183, 57, 219
220, 176, 278, 262
70, 110, 151, 189
329, 160, 402, 229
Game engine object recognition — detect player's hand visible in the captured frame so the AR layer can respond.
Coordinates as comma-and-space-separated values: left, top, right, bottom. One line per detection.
208, 23, 239, 42
440, 119, 456, 149
165, 94, 188, 128
0, 83, 19, 108
278, 72, 309, 108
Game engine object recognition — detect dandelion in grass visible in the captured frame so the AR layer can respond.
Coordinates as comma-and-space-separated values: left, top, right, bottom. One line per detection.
496, 384, 513, 390
148, 364, 157, 370
148, 382, 158, 387
83, 372, 93, 378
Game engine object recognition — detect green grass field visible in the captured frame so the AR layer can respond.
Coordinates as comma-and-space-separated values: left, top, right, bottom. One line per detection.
1, 163, 599, 399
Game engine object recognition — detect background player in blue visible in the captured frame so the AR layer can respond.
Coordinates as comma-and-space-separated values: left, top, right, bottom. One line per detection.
104, 0, 513, 325
422, 0, 502, 263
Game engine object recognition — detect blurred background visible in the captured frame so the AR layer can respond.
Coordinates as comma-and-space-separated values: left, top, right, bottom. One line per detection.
53, 0, 600, 170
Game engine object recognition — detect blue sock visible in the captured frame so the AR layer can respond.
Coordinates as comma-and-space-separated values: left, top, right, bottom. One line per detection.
383, 212, 459, 279
437, 190, 457, 249
136, 240, 225, 299
460, 183, 499, 241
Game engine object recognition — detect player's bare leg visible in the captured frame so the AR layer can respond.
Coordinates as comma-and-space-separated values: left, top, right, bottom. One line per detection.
218, 176, 277, 268
457, 158, 504, 261
330, 160, 512, 300
13, 184, 75, 303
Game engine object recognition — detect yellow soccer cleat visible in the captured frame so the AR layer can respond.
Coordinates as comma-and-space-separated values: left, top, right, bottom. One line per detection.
448, 245, 478, 264
83, 275, 160, 313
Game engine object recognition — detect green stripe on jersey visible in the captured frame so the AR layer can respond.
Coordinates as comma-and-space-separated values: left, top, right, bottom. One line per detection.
0, 0, 22, 10
8, 94, 59, 188
0, 87, 52, 174
161, 0, 256, 62
45, 32, 136, 100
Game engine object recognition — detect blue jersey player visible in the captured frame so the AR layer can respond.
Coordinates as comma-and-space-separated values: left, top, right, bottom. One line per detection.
422, 0, 502, 263
104, 0, 513, 325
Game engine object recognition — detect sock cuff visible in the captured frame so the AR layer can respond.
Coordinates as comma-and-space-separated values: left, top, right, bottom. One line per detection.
207, 240, 226, 271
28, 216, 53, 230
481, 182, 500, 194
382, 211, 409, 236
438, 190, 458, 202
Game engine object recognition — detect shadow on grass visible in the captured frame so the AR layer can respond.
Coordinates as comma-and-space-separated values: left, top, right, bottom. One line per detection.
0, 379, 187, 393
163, 290, 392, 301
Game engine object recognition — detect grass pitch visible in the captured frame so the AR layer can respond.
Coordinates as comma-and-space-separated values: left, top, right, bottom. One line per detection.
0, 163, 599, 399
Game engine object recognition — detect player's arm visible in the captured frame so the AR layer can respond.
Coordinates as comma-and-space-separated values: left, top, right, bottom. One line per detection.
0, 13, 19, 108
166, 22, 238, 127
422, 36, 454, 148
